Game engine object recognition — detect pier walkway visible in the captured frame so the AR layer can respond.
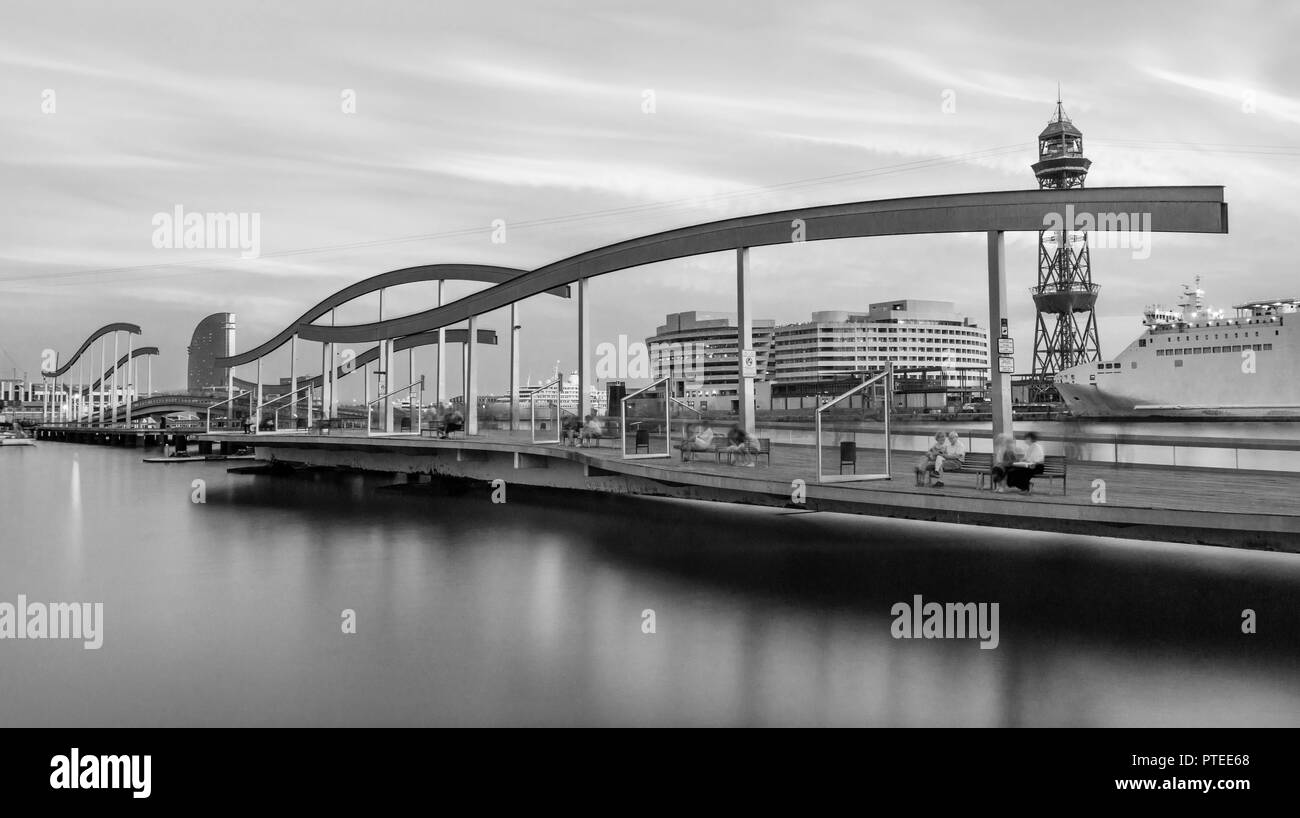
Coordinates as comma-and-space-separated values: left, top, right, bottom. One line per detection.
201, 429, 1300, 553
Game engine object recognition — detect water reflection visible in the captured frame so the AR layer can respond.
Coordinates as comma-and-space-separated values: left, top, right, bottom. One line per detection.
0, 444, 1297, 726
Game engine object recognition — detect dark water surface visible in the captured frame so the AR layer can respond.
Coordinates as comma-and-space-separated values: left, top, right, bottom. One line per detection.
1, 443, 1297, 726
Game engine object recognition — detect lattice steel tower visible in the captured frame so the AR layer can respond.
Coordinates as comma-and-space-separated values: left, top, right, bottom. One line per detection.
1030, 95, 1100, 399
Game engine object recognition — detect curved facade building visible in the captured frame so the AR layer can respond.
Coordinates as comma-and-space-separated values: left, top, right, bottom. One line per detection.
188, 313, 236, 394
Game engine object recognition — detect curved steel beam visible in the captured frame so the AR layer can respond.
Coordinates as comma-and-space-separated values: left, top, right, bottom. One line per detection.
42, 323, 142, 377
220, 264, 565, 368
295, 186, 1228, 345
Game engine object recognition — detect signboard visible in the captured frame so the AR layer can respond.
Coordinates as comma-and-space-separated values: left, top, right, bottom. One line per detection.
740, 349, 757, 378
999, 318, 1009, 338
997, 338, 1014, 356
998, 356, 1015, 374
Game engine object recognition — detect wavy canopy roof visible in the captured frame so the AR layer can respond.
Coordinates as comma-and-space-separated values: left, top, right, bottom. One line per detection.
287, 186, 1227, 346
220, 264, 565, 368
42, 323, 142, 377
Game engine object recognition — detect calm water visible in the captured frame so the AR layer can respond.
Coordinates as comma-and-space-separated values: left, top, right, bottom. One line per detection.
1, 442, 1298, 727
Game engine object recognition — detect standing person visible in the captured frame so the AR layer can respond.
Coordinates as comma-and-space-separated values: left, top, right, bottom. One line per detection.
914, 432, 946, 487
990, 433, 1017, 493
1006, 431, 1045, 492
725, 423, 758, 467
677, 422, 714, 461
931, 431, 966, 488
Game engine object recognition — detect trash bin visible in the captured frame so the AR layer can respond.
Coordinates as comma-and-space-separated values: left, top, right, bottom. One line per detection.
839, 441, 857, 474
400, 417, 411, 432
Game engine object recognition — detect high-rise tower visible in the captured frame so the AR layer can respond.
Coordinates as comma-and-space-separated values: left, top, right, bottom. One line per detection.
1030, 95, 1100, 399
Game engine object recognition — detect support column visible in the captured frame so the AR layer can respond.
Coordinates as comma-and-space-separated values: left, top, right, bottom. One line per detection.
320, 339, 329, 423
125, 333, 134, 427
329, 310, 338, 420
99, 337, 106, 425
147, 354, 152, 398
466, 316, 478, 435
577, 278, 590, 421
510, 302, 520, 432
112, 332, 120, 426
435, 280, 446, 408
379, 288, 393, 433
255, 358, 263, 430
987, 231, 1013, 438
289, 333, 298, 423
736, 247, 755, 433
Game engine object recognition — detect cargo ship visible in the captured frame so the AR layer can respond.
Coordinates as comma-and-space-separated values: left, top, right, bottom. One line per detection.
1055, 278, 1299, 417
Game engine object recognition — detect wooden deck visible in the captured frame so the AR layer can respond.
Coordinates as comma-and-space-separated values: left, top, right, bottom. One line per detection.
203, 428, 1300, 552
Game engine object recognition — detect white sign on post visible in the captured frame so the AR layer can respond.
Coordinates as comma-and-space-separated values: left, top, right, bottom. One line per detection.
997, 338, 1014, 356
740, 349, 757, 378
998, 356, 1015, 374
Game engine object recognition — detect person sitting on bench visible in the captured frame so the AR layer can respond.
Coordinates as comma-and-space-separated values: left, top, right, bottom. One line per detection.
990, 433, 1017, 493
580, 414, 604, 447
1005, 431, 1045, 493
914, 432, 946, 486
561, 415, 583, 446
929, 431, 966, 488
725, 423, 758, 467
677, 422, 714, 461
440, 407, 464, 438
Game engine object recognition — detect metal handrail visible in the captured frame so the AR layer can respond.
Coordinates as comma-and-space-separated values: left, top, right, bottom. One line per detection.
205, 390, 252, 434
815, 362, 893, 483
253, 383, 317, 434
529, 376, 563, 444
621, 376, 671, 460
366, 377, 424, 437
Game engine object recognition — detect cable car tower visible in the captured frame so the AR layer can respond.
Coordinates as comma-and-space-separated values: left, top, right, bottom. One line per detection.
1029, 92, 1101, 400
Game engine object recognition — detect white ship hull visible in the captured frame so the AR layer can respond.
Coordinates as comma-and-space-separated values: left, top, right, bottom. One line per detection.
1056, 307, 1299, 418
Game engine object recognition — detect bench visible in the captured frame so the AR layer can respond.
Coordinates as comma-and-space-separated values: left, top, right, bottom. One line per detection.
422, 420, 465, 439
714, 437, 772, 466
969, 453, 1067, 494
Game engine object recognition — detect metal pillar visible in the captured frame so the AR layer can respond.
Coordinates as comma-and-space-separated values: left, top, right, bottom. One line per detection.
328, 309, 338, 420
736, 247, 755, 432
510, 302, 520, 432
379, 288, 393, 433
289, 333, 298, 422
255, 358, 263, 428
147, 354, 152, 398
98, 337, 105, 425
577, 278, 590, 421
466, 316, 478, 435
987, 231, 1013, 439
112, 332, 119, 425
125, 333, 133, 427
435, 280, 446, 408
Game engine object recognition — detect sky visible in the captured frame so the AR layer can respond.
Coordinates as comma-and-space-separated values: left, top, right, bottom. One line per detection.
2, 0, 1298, 396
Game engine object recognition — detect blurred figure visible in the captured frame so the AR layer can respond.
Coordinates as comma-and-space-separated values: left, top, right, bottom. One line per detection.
725, 423, 758, 467
677, 422, 714, 461
991, 433, 1018, 493
1006, 431, 1045, 492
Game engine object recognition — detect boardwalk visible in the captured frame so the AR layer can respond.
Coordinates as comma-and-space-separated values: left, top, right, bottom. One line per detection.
203, 428, 1300, 552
